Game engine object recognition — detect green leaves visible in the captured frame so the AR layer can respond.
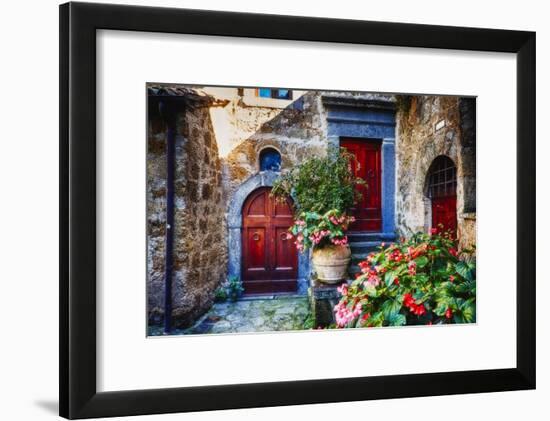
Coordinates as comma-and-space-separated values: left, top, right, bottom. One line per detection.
363, 283, 378, 297
271, 151, 364, 215
384, 270, 397, 287
455, 279, 476, 294
381, 298, 402, 320
460, 298, 476, 323
388, 313, 407, 326
455, 261, 475, 282
414, 256, 429, 268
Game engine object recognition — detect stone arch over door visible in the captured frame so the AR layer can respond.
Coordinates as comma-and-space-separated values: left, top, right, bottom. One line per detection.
227, 171, 310, 294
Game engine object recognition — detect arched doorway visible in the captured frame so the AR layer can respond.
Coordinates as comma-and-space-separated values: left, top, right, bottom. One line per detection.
426, 156, 457, 235
242, 187, 298, 294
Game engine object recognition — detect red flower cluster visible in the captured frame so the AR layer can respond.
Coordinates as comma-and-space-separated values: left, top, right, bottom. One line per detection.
445, 308, 453, 319
403, 293, 426, 316
357, 261, 381, 287
388, 248, 404, 262
407, 243, 428, 260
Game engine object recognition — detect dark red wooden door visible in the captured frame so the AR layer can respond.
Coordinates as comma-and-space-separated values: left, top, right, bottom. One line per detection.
432, 196, 457, 235
340, 138, 382, 232
242, 187, 298, 294
427, 155, 457, 237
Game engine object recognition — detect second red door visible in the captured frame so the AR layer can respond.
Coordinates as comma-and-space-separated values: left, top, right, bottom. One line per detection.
340, 138, 382, 232
242, 187, 298, 294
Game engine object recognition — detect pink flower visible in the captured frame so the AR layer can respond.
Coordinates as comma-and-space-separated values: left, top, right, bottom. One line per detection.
408, 261, 417, 276
337, 283, 348, 295
449, 275, 455, 282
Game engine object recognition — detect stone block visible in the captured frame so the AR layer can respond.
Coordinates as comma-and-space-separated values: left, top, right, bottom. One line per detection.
308, 279, 345, 328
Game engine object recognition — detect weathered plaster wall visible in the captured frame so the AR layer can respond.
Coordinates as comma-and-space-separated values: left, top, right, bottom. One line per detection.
204, 89, 330, 203
395, 95, 476, 250
147, 103, 227, 328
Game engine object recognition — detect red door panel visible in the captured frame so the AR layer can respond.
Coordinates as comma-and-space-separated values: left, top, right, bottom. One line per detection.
245, 227, 267, 272
242, 187, 298, 294
340, 138, 382, 232
432, 196, 457, 236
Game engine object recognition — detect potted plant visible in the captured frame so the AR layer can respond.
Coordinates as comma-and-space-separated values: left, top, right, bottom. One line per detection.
271, 151, 364, 283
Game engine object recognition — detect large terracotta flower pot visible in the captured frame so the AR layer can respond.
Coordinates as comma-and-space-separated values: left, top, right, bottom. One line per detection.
312, 245, 351, 283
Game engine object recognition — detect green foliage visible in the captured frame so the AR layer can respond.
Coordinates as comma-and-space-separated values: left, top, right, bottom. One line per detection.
227, 276, 244, 302
271, 151, 365, 215
302, 313, 315, 330
215, 276, 244, 303
214, 286, 228, 303
332, 230, 476, 328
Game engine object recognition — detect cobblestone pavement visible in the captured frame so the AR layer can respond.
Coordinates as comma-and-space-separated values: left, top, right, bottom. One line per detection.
149, 296, 311, 336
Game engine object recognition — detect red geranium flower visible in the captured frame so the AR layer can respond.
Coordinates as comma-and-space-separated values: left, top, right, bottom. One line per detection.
403, 293, 415, 307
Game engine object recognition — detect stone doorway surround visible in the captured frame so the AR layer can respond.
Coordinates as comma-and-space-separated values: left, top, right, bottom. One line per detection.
227, 170, 311, 295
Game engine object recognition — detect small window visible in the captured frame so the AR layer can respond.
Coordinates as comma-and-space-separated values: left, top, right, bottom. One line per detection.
259, 148, 281, 172
256, 88, 292, 100
427, 156, 457, 198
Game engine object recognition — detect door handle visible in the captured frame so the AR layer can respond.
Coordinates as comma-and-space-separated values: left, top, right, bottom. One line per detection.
252, 233, 260, 241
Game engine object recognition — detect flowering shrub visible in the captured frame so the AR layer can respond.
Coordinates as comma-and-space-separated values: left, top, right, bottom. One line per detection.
287, 209, 355, 253
333, 229, 476, 328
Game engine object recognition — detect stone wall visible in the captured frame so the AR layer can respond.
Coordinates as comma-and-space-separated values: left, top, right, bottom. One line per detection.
147, 99, 226, 328
395, 95, 476, 250
147, 115, 168, 325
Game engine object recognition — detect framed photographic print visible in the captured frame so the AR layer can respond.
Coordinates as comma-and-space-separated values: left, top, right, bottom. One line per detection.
60, 1, 536, 419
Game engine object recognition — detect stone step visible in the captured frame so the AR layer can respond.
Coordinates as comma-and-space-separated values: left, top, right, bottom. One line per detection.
348, 241, 382, 254
347, 232, 396, 243
351, 252, 372, 262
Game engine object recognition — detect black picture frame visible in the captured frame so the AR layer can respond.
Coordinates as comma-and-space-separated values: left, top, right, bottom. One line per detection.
60, 2, 536, 419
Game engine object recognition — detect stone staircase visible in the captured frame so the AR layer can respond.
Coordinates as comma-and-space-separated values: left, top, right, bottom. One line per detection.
347, 232, 396, 279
